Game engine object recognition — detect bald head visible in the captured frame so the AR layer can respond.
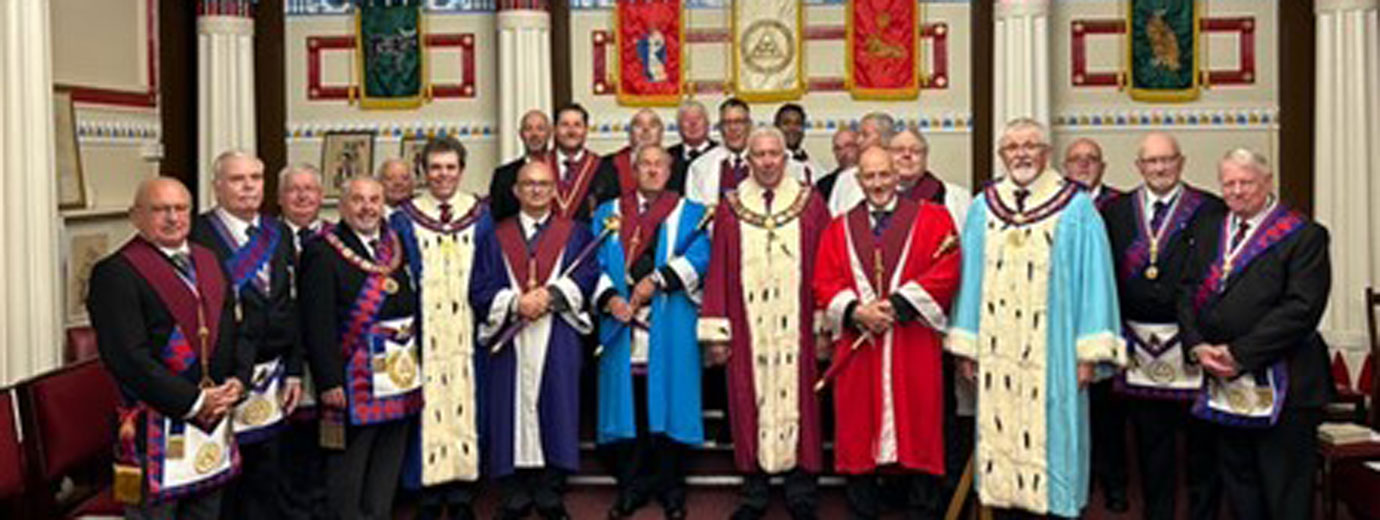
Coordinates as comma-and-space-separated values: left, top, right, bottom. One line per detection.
832, 128, 860, 170
520, 109, 552, 156
132, 177, 194, 248
1135, 132, 1185, 195
1062, 138, 1106, 188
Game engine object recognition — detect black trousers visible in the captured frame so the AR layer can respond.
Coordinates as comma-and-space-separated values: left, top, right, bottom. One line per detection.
126, 489, 222, 520
1129, 399, 1221, 520
418, 480, 478, 518
280, 416, 330, 520
1088, 380, 1129, 500
600, 373, 690, 510
738, 469, 818, 517
325, 419, 409, 520
221, 434, 285, 519
496, 467, 568, 517
846, 471, 943, 520
1217, 406, 1321, 520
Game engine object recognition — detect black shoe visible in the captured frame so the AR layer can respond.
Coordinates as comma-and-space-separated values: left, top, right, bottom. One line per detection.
607, 495, 646, 519
494, 506, 531, 520
663, 505, 687, 520
788, 504, 819, 520
1105, 489, 1130, 513
730, 505, 766, 520
449, 504, 477, 520
538, 506, 571, 520
417, 504, 444, 520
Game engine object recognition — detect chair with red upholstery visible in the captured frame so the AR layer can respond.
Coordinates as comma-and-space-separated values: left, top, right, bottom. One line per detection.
18, 358, 124, 518
64, 326, 99, 365
0, 388, 27, 517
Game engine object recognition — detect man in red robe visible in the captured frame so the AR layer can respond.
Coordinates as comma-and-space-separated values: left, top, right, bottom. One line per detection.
700, 127, 830, 520
813, 146, 962, 519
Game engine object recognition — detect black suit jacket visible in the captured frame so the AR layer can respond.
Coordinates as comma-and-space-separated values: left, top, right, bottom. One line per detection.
190, 213, 302, 376
489, 153, 621, 223
814, 168, 844, 203
88, 250, 250, 418
298, 224, 419, 394
667, 140, 718, 196
1104, 186, 1225, 323
1177, 207, 1333, 408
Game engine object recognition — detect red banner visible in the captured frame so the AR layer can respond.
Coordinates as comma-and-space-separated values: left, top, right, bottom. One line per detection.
847, 0, 919, 100
616, 0, 684, 106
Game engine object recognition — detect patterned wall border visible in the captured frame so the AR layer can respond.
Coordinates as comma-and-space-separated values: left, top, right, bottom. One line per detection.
571, 0, 971, 9
591, 22, 950, 96
285, 121, 496, 139
306, 33, 477, 101
1052, 108, 1277, 129
75, 119, 162, 141
286, 0, 496, 15
587, 113, 974, 136
1071, 16, 1256, 88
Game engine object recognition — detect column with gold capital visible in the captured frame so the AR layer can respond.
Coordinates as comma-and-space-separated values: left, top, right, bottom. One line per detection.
197, 0, 257, 209
497, 0, 552, 162
993, 0, 1051, 131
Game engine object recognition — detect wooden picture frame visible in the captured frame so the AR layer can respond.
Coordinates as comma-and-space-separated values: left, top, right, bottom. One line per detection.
66, 232, 109, 323
320, 130, 376, 200
399, 136, 430, 185
53, 90, 87, 209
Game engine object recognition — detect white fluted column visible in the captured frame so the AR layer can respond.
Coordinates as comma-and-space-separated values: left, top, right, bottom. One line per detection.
497, 1, 552, 162
1314, 0, 1380, 354
993, 0, 1051, 132
0, 0, 63, 383
197, 2, 256, 208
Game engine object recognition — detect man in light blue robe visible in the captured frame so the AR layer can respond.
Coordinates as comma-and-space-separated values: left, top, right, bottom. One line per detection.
593, 145, 710, 520
947, 118, 1125, 518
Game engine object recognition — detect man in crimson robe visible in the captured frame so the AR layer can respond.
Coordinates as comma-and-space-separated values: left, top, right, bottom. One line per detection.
699, 127, 830, 520
813, 145, 962, 519
470, 161, 597, 520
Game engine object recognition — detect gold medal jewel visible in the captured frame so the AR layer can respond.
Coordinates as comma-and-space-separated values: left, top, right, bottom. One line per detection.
1255, 387, 1274, 409
240, 395, 273, 426
387, 350, 418, 389
1145, 264, 1159, 280
383, 277, 400, 294
1146, 359, 1175, 384
1226, 387, 1251, 413
193, 442, 223, 475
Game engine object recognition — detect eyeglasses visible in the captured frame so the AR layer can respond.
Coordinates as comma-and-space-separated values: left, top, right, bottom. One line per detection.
1064, 156, 1103, 166
890, 146, 928, 156
517, 180, 555, 190
1000, 142, 1047, 155
1137, 155, 1181, 168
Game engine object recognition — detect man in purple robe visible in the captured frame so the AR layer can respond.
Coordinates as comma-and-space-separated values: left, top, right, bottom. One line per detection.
470, 161, 597, 520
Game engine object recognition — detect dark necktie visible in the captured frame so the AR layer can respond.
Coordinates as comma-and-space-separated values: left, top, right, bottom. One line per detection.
733, 156, 747, 183
527, 220, 546, 250
1014, 188, 1031, 214
439, 202, 453, 223
1230, 220, 1250, 251
246, 224, 260, 240
245, 224, 269, 292
562, 158, 579, 186
297, 227, 313, 243
871, 210, 892, 238
639, 200, 650, 216
1150, 200, 1169, 232
687, 147, 703, 162
172, 252, 196, 282
763, 189, 775, 214
368, 238, 381, 261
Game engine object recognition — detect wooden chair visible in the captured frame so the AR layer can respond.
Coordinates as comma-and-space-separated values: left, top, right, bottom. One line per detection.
17, 358, 123, 518
1327, 287, 1380, 520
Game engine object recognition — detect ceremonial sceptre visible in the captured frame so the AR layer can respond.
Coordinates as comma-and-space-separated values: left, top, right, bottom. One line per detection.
487, 215, 620, 355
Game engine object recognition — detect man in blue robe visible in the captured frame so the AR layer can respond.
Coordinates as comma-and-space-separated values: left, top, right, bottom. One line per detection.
947, 118, 1125, 518
471, 161, 597, 520
592, 145, 710, 520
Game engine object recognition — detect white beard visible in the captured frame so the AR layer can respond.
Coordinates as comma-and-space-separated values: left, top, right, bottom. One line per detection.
1009, 165, 1040, 185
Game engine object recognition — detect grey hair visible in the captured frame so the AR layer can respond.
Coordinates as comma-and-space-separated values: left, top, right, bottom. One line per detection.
375, 157, 412, 178
888, 125, 929, 149
860, 112, 898, 142
277, 163, 322, 193
677, 99, 708, 120
1220, 148, 1272, 177
212, 149, 264, 180
627, 108, 664, 138
998, 117, 1049, 148
747, 126, 787, 150
342, 175, 382, 199
632, 143, 671, 165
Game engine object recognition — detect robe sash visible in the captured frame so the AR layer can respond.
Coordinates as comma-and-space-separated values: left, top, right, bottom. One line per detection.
496, 217, 574, 292
550, 150, 601, 219
1191, 206, 1306, 314
206, 214, 281, 295
618, 192, 679, 270
845, 198, 920, 296
1119, 187, 1205, 282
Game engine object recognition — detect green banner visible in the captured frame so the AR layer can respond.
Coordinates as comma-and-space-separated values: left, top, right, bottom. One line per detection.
357, 2, 425, 109
1128, 0, 1199, 102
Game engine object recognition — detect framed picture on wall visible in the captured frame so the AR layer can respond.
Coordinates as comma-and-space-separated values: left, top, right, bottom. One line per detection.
399, 136, 429, 184
66, 232, 109, 323
321, 130, 376, 200
53, 90, 87, 210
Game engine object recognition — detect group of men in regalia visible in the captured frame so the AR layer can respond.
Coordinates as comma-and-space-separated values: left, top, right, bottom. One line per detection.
89, 97, 1331, 520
